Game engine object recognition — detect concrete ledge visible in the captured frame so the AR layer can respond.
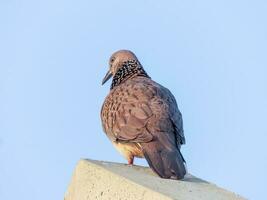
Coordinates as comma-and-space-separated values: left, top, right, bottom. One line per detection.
64, 159, 246, 200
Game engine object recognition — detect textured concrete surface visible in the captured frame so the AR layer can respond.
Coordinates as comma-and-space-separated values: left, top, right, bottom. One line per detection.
64, 159, 246, 200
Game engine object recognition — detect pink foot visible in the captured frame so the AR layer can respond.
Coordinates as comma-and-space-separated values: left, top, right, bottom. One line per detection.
128, 157, 134, 165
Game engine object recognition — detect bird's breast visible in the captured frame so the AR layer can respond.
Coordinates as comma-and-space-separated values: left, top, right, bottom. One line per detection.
112, 141, 144, 159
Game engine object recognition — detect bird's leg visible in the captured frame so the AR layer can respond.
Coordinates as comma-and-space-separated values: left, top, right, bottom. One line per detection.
128, 157, 134, 165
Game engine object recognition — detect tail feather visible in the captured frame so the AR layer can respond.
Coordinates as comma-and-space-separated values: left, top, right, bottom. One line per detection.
141, 141, 186, 180
143, 150, 166, 178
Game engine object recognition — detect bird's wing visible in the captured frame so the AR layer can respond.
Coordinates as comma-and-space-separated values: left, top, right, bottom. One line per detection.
168, 92, 186, 145
101, 80, 155, 143
146, 84, 185, 146
101, 77, 185, 145
113, 101, 154, 142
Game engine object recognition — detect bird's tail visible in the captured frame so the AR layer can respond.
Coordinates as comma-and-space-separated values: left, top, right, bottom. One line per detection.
141, 141, 186, 180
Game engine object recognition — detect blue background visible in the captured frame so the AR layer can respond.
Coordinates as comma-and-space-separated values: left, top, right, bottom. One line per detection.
1, 0, 266, 199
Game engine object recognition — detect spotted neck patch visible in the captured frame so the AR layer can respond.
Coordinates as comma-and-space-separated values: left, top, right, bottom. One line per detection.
111, 60, 150, 90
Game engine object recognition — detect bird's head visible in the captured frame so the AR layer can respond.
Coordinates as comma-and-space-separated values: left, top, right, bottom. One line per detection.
102, 50, 138, 85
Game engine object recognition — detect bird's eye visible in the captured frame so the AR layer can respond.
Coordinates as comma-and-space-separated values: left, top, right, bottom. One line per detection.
110, 57, 115, 63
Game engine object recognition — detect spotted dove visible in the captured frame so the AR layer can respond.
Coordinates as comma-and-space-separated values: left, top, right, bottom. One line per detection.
101, 50, 186, 179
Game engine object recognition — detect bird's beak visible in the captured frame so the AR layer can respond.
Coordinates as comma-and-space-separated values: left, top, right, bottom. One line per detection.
102, 70, 113, 85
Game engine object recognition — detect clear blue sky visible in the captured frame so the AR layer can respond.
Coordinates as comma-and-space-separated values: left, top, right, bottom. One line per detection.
0, 0, 266, 199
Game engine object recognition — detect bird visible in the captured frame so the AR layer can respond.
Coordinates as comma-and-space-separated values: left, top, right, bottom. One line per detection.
101, 50, 186, 180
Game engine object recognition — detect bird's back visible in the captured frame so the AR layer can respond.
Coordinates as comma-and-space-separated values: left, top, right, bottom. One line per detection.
101, 76, 185, 149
